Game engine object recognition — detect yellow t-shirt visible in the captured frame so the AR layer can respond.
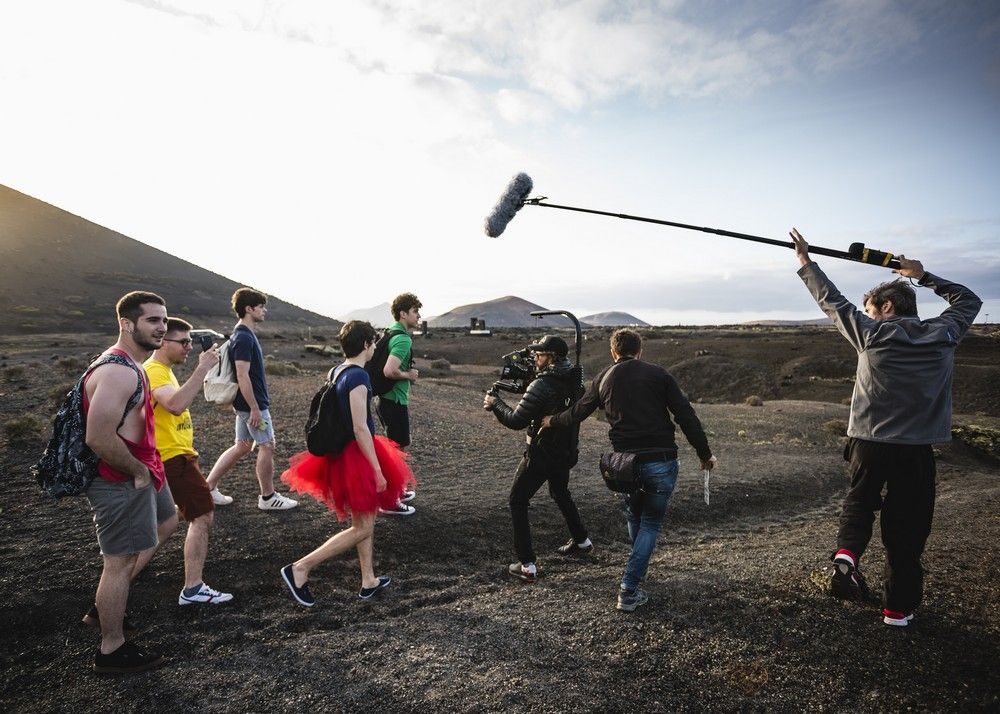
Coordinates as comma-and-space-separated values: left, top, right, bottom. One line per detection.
143, 358, 196, 461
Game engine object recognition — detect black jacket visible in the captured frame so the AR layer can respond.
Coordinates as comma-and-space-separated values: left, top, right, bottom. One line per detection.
550, 356, 712, 461
490, 357, 581, 466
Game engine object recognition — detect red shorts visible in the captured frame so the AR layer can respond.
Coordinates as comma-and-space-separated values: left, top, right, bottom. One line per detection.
162, 454, 215, 521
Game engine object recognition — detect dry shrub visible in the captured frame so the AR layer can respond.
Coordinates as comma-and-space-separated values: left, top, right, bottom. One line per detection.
822, 419, 848, 436
57, 356, 84, 372
2, 365, 26, 382
4, 414, 46, 442
264, 357, 301, 376
50, 382, 76, 409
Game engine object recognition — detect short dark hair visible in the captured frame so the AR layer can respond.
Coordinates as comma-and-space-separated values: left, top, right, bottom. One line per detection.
390, 292, 422, 321
116, 291, 165, 323
232, 287, 268, 318
166, 317, 193, 334
610, 328, 642, 357
340, 320, 378, 358
863, 279, 917, 317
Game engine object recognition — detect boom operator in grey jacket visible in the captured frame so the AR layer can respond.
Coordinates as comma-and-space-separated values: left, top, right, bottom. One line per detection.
798, 261, 982, 445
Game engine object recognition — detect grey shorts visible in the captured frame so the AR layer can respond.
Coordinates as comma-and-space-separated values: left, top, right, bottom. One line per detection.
85, 478, 176, 557
235, 409, 275, 446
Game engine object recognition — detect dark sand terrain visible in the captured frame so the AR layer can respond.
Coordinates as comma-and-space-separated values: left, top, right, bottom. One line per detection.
1, 328, 998, 712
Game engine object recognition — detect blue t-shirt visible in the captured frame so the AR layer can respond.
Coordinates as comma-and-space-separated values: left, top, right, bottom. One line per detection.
333, 364, 375, 436
230, 324, 269, 412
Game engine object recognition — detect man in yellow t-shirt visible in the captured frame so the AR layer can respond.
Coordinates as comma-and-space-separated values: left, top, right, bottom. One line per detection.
143, 317, 233, 606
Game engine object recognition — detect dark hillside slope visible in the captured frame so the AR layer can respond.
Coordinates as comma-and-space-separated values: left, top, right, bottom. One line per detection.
0, 185, 338, 334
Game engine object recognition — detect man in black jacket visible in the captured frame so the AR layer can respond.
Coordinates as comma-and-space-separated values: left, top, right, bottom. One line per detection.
544, 328, 716, 611
483, 335, 592, 583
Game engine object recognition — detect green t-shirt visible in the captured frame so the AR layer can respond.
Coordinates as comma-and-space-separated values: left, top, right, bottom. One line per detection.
383, 321, 412, 405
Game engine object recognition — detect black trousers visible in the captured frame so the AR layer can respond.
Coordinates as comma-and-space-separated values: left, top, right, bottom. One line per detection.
509, 452, 588, 565
838, 438, 936, 613
375, 397, 410, 448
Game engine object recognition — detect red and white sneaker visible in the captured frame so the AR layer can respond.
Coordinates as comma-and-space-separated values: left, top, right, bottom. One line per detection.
882, 609, 915, 627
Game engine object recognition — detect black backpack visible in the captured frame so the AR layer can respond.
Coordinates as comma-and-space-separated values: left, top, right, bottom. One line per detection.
364, 327, 406, 397
305, 364, 363, 457
31, 353, 145, 500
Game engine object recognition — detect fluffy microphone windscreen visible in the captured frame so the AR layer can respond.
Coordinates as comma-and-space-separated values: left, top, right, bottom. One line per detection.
484, 172, 533, 237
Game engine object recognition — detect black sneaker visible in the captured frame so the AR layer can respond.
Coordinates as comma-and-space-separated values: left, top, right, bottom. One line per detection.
280, 564, 315, 607
359, 576, 392, 600
556, 538, 594, 557
93, 641, 166, 674
831, 558, 873, 601
82, 605, 140, 636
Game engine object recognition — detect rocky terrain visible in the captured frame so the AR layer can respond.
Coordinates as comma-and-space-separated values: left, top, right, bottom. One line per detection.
1, 327, 998, 712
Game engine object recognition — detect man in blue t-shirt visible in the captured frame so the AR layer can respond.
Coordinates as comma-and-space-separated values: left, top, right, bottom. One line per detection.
206, 288, 298, 510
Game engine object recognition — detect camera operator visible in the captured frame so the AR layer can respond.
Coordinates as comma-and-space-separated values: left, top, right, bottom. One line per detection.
483, 335, 592, 583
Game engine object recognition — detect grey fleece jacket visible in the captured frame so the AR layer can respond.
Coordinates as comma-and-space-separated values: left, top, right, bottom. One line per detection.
798, 261, 981, 444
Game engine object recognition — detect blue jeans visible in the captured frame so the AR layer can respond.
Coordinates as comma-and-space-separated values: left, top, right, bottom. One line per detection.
621, 459, 678, 592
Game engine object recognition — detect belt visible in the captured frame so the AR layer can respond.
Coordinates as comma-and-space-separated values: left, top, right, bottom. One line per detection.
634, 451, 676, 464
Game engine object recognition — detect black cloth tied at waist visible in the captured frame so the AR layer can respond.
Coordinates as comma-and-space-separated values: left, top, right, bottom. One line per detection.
632, 449, 678, 464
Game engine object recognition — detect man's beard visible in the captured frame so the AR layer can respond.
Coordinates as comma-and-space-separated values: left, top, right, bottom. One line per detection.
134, 333, 163, 352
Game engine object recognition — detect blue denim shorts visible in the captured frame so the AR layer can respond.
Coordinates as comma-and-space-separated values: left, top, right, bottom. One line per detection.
235, 408, 275, 446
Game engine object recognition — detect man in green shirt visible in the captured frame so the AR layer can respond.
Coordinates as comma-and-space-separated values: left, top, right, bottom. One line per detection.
376, 292, 421, 515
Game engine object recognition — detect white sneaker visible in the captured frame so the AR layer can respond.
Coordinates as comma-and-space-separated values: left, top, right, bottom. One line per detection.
401, 490, 416, 503
258, 491, 299, 510
210, 488, 233, 506
178, 582, 234, 606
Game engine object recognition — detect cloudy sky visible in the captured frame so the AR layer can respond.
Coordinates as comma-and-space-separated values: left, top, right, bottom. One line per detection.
1, 0, 998, 324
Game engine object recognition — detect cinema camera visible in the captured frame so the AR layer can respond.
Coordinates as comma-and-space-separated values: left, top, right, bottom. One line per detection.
190, 328, 225, 352
487, 310, 584, 397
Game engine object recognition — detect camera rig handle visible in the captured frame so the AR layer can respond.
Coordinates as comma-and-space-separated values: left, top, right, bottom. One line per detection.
529, 310, 583, 366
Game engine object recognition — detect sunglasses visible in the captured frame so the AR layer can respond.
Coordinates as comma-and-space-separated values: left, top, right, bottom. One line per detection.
163, 338, 193, 347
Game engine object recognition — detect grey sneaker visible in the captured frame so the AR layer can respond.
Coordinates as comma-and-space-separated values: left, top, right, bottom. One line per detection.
616, 589, 649, 612
258, 491, 299, 510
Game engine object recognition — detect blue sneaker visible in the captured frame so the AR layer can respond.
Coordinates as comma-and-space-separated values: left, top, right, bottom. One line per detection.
359, 576, 392, 600
280, 564, 315, 607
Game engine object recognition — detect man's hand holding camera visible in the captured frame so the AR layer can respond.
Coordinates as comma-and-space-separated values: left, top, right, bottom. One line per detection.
483, 394, 496, 411
197, 343, 220, 372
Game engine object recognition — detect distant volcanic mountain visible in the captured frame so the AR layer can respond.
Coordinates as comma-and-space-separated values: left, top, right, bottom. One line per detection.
579, 311, 650, 327
428, 296, 578, 329
339, 302, 392, 328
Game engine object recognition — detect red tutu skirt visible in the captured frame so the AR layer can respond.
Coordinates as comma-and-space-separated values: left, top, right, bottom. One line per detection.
281, 436, 415, 520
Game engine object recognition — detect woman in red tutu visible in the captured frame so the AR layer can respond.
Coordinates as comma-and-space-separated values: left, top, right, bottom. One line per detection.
279, 320, 415, 605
